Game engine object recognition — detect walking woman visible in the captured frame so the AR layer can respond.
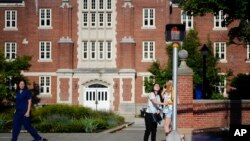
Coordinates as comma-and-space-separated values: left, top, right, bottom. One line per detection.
143, 83, 168, 141
11, 80, 47, 141
161, 80, 174, 138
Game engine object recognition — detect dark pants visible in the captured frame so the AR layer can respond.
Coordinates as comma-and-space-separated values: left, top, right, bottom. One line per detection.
11, 113, 42, 141
143, 113, 158, 141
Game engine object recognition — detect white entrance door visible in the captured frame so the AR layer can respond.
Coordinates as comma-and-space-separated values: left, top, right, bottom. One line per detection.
84, 88, 110, 111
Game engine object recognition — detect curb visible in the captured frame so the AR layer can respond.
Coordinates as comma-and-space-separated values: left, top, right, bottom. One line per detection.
100, 122, 134, 134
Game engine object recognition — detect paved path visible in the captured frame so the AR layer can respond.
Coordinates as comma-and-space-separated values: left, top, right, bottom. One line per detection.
0, 117, 192, 141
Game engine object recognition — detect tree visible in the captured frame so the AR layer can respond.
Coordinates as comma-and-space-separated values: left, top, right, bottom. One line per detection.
145, 29, 222, 99
182, 30, 222, 98
0, 51, 31, 103
180, 0, 250, 43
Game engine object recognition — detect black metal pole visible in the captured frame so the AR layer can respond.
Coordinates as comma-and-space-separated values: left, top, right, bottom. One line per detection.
203, 55, 207, 98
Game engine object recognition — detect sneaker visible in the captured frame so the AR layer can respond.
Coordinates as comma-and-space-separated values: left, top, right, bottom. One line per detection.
41, 138, 48, 141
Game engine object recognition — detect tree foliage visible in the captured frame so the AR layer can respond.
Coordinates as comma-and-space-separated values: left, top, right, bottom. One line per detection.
0, 51, 31, 102
145, 29, 222, 98
180, 0, 250, 43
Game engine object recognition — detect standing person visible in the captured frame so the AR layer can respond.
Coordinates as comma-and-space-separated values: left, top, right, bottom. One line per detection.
161, 80, 174, 138
143, 83, 168, 141
11, 80, 47, 141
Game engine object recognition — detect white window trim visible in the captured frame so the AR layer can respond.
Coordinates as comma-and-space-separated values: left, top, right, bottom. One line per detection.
142, 75, 153, 97
98, 41, 105, 60
214, 42, 227, 63
246, 44, 250, 63
142, 41, 155, 62
4, 10, 18, 31
98, 12, 104, 28
38, 9, 52, 29
90, 41, 97, 60
142, 8, 156, 29
181, 10, 193, 30
106, 41, 112, 60
213, 10, 227, 30
215, 73, 227, 96
38, 41, 52, 62
82, 41, 89, 60
4, 42, 17, 61
39, 76, 51, 96
106, 12, 112, 28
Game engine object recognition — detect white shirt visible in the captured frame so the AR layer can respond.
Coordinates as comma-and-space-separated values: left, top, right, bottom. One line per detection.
146, 92, 161, 113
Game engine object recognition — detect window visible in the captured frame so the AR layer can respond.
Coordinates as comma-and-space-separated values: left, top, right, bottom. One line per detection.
142, 75, 154, 96
98, 13, 104, 27
215, 74, 226, 96
82, 41, 88, 60
90, 41, 96, 60
107, 0, 111, 10
82, 41, 113, 61
82, 0, 112, 28
106, 41, 112, 60
40, 76, 51, 95
181, 11, 193, 29
39, 41, 52, 61
143, 41, 155, 61
106, 12, 112, 27
90, 13, 96, 27
214, 42, 227, 62
39, 9, 52, 28
4, 42, 16, 60
83, 12, 88, 27
5, 10, 17, 29
214, 10, 226, 29
98, 41, 104, 60
247, 43, 250, 62
143, 8, 155, 28
83, 0, 88, 10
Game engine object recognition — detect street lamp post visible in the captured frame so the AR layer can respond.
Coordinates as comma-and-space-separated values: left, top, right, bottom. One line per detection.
200, 44, 209, 98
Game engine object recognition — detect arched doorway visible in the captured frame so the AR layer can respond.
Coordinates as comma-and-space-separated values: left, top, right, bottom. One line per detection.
83, 83, 110, 111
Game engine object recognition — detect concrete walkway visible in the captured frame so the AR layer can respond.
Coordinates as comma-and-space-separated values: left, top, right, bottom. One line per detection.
0, 117, 193, 141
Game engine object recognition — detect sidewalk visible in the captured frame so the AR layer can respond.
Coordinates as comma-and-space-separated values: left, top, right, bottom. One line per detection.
0, 117, 193, 141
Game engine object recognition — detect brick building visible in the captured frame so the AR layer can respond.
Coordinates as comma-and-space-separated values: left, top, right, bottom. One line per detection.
0, 0, 250, 117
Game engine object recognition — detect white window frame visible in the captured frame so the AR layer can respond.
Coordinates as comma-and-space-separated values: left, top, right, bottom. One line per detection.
39, 41, 52, 62
91, 0, 96, 10
90, 12, 96, 28
106, 41, 112, 60
82, 12, 88, 27
142, 75, 153, 97
106, 0, 112, 10
90, 41, 97, 60
39, 9, 52, 28
213, 10, 227, 30
82, 41, 88, 60
106, 12, 112, 27
181, 10, 193, 29
83, 0, 88, 10
246, 43, 250, 63
39, 76, 51, 95
4, 42, 16, 60
142, 41, 155, 62
98, 13, 104, 27
4, 10, 17, 30
98, 41, 105, 60
214, 42, 227, 63
99, 0, 104, 10
215, 73, 227, 97
142, 8, 155, 28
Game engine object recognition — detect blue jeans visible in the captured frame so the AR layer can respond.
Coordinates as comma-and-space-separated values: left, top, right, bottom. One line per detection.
11, 113, 42, 141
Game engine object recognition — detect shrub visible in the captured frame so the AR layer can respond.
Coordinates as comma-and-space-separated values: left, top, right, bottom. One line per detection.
30, 104, 125, 133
